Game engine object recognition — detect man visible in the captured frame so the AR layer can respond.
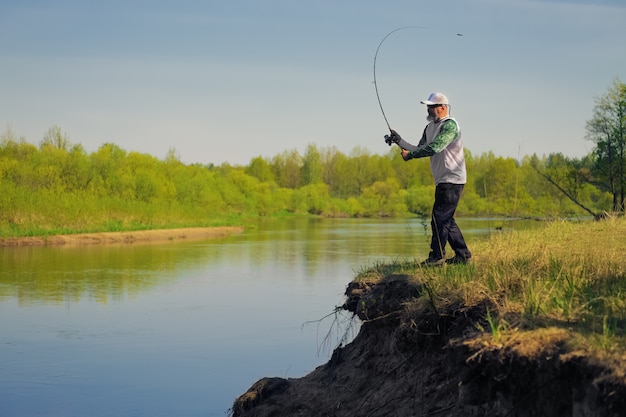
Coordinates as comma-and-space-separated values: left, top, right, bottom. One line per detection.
385, 92, 472, 266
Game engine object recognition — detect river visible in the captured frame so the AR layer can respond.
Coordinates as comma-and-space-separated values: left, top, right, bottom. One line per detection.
0, 217, 535, 416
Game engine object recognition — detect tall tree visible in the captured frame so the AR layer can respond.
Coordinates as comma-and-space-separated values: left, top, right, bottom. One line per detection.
300, 143, 323, 185
586, 78, 626, 212
271, 150, 302, 189
41, 125, 70, 151
246, 156, 274, 183
320, 147, 345, 197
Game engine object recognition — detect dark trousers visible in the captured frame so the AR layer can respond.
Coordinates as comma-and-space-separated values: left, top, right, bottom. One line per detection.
429, 183, 471, 261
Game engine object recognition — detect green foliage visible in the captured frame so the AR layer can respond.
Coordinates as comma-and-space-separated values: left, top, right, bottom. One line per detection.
358, 178, 406, 217
586, 77, 626, 212
246, 156, 275, 183
406, 185, 434, 217
289, 183, 331, 215
0, 121, 616, 237
300, 144, 324, 186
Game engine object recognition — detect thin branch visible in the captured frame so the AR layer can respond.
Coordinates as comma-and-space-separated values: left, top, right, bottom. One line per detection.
531, 165, 600, 219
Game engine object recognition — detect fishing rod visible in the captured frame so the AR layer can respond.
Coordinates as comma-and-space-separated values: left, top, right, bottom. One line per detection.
373, 26, 463, 133
373, 27, 465, 253
373, 26, 426, 133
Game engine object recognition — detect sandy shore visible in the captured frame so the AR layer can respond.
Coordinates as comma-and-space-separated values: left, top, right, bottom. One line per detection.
0, 226, 244, 247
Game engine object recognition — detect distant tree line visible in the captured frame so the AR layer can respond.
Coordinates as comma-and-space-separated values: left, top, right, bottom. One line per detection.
0, 78, 623, 236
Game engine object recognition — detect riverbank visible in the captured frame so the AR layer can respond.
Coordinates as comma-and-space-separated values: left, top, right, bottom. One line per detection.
231, 218, 626, 416
0, 226, 244, 246
232, 274, 626, 416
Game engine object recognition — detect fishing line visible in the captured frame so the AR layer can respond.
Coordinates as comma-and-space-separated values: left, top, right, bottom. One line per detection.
373, 26, 463, 131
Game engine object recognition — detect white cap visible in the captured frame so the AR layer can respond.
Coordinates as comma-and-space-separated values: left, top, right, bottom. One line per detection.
420, 92, 449, 106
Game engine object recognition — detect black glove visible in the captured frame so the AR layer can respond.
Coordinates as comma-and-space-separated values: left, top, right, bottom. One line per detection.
384, 129, 402, 146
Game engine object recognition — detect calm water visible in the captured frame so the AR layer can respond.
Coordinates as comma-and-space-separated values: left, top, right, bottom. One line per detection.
0, 217, 533, 416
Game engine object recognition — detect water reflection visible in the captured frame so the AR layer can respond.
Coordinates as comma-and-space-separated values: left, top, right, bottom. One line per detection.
0, 219, 420, 304
0, 217, 540, 305
1, 244, 191, 305
0, 217, 541, 416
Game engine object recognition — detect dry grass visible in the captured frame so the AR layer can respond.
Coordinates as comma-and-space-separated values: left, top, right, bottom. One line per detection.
355, 217, 626, 351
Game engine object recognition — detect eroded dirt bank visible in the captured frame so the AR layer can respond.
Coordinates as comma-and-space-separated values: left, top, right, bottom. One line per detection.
0, 226, 244, 246
232, 275, 626, 417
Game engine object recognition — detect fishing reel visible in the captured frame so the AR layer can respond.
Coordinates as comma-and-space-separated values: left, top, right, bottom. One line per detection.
384, 132, 400, 146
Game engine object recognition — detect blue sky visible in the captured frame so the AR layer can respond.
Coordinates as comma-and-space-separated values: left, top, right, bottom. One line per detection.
1, 0, 625, 166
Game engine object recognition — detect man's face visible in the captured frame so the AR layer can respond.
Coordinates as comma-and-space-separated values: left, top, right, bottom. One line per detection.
427, 104, 446, 120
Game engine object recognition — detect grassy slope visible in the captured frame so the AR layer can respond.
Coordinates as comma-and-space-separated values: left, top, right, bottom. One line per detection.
355, 216, 626, 352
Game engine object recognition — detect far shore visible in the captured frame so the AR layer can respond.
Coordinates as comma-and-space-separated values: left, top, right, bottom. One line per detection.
0, 226, 245, 247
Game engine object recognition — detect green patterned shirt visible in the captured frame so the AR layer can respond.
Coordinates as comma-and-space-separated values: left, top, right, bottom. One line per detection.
408, 118, 459, 159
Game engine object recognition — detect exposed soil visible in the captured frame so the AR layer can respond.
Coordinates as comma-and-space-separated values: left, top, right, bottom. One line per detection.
231, 274, 626, 417
0, 226, 244, 246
